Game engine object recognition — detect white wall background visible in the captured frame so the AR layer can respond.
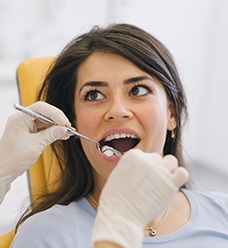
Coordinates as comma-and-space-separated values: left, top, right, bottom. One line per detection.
0, 0, 228, 235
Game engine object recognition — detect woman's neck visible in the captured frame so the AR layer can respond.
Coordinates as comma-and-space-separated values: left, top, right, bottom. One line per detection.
144, 191, 190, 237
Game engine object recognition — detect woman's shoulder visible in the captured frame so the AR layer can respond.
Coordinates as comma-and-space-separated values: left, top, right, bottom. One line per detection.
23, 197, 95, 226
180, 188, 228, 239
11, 197, 95, 248
183, 188, 228, 215
183, 188, 228, 202
185, 189, 228, 203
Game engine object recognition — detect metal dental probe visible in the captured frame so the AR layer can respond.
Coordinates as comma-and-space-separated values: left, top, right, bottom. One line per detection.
13, 104, 123, 158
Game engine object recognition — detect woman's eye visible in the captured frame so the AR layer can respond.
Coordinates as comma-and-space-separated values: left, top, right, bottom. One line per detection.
130, 85, 151, 96
84, 90, 104, 101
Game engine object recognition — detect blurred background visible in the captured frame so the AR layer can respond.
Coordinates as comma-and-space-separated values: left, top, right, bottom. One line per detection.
0, 0, 228, 235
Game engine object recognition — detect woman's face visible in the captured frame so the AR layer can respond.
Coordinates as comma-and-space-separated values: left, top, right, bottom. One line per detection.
75, 52, 176, 189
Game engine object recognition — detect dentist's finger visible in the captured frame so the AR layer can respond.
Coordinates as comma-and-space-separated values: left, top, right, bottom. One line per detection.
172, 167, 189, 188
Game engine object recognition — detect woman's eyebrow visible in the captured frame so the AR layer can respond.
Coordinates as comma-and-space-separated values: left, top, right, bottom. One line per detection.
123, 76, 153, 85
79, 76, 152, 92
79, 81, 107, 93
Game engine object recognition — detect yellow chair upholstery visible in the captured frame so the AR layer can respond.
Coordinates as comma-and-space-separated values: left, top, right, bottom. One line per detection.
0, 57, 60, 247
0, 230, 15, 248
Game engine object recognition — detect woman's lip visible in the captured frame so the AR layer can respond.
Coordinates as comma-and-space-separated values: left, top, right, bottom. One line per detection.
98, 145, 139, 161
99, 128, 140, 141
101, 145, 123, 158
100, 151, 121, 161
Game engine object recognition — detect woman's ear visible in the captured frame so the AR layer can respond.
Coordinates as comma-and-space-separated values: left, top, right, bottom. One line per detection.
167, 103, 177, 131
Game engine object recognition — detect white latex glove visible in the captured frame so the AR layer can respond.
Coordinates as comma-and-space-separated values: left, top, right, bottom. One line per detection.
0, 101, 71, 204
92, 149, 189, 248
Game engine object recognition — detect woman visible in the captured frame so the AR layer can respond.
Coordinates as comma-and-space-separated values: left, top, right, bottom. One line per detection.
11, 24, 228, 247
0, 102, 186, 248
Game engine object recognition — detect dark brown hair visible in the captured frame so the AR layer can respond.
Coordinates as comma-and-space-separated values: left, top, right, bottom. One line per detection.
17, 23, 188, 228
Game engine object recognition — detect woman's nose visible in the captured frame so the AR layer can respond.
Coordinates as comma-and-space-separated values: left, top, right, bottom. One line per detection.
104, 97, 133, 121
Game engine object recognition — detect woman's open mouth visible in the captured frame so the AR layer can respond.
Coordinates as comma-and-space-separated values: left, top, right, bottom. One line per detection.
99, 133, 140, 153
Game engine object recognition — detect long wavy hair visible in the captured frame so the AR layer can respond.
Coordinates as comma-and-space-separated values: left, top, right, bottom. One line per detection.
17, 23, 188, 228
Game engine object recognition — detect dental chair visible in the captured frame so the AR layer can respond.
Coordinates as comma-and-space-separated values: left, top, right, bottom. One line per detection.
0, 57, 59, 247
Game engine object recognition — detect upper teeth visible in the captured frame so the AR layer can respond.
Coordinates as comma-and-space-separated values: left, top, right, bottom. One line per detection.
104, 133, 137, 142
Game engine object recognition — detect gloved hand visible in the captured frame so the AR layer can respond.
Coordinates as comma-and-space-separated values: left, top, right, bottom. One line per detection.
0, 101, 71, 204
92, 149, 189, 248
